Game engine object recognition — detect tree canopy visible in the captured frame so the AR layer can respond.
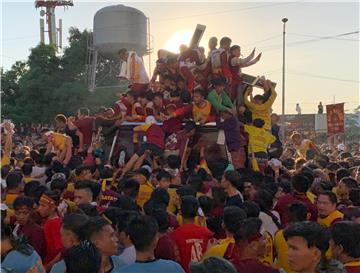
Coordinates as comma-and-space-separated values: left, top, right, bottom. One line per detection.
1, 28, 121, 123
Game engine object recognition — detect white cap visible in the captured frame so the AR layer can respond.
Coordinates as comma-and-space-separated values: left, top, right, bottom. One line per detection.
337, 143, 346, 151
145, 116, 156, 125
269, 158, 282, 167
141, 165, 152, 174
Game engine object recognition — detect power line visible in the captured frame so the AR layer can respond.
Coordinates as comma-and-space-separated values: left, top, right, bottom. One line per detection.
287, 70, 360, 83
156, 2, 299, 22
95, 1, 301, 31
259, 30, 360, 52
288, 32, 359, 41
241, 35, 282, 48
287, 31, 359, 47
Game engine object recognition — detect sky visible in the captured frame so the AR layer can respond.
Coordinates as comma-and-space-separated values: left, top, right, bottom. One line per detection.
1, 0, 359, 114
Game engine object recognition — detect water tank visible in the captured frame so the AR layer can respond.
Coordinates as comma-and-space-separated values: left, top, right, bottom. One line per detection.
93, 5, 147, 60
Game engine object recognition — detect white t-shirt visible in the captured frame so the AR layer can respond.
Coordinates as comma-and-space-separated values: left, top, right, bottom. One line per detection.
31, 166, 47, 184
259, 211, 281, 238
118, 245, 136, 265
119, 52, 149, 84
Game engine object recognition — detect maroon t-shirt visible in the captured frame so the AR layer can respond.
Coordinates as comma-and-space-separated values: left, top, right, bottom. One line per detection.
100, 189, 120, 207
274, 193, 318, 227
74, 116, 95, 146
346, 265, 360, 273
232, 258, 280, 273
18, 223, 46, 260
162, 117, 182, 135
147, 124, 165, 149
155, 233, 177, 260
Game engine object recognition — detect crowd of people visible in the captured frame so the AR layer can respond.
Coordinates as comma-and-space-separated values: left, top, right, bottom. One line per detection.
1, 35, 360, 273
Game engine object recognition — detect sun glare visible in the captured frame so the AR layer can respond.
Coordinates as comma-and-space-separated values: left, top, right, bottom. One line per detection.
164, 30, 193, 53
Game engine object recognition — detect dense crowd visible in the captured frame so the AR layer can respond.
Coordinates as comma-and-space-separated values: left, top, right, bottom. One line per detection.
1, 35, 360, 273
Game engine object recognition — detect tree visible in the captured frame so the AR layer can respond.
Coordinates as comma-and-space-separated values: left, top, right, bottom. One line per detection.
1, 61, 28, 118
345, 105, 360, 142
1, 28, 120, 123
61, 27, 91, 81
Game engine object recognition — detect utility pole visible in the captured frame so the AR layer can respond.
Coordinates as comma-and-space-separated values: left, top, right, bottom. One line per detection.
35, 0, 73, 49
281, 17, 288, 141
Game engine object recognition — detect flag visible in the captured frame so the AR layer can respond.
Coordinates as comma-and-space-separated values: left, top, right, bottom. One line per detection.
326, 103, 345, 135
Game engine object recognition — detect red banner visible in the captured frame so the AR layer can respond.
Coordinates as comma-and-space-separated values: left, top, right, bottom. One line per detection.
326, 103, 345, 135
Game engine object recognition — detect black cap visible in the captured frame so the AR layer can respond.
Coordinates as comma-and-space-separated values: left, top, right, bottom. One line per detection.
212, 77, 226, 86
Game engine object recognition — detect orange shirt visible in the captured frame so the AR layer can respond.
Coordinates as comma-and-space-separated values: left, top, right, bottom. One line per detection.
203, 236, 234, 259
5, 193, 19, 209
136, 181, 154, 208
52, 133, 68, 151
274, 229, 295, 273
192, 101, 212, 123
1, 155, 10, 167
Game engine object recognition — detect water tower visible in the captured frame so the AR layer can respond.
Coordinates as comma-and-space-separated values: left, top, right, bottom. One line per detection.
86, 5, 152, 92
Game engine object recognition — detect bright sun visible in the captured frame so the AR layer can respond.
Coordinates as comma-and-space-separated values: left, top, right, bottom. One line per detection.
164, 30, 193, 53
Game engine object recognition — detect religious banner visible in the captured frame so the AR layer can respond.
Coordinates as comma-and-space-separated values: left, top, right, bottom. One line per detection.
326, 103, 345, 135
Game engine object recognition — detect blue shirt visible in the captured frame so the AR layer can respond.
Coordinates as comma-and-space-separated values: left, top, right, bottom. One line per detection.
110, 256, 127, 272
119, 259, 185, 273
1, 249, 45, 273
48, 256, 125, 273
50, 259, 65, 273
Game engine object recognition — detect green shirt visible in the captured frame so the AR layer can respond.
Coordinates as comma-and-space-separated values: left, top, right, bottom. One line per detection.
207, 89, 234, 113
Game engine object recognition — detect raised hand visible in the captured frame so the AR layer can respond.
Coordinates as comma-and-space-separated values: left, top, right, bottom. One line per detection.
245, 85, 253, 95
255, 53, 262, 62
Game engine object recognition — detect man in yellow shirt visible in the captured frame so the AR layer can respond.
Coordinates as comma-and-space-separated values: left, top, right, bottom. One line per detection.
203, 206, 247, 259
133, 168, 154, 209
274, 202, 310, 273
244, 78, 277, 130
244, 119, 276, 172
290, 132, 320, 159
192, 89, 212, 124
4, 172, 23, 209
1, 121, 13, 167
245, 120, 276, 154
41, 128, 73, 166
317, 191, 343, 227
316, 191, 343, 260
22, 163, 33, 184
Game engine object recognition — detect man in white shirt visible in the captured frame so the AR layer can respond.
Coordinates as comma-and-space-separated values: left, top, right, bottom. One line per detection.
118, 48, 149, 98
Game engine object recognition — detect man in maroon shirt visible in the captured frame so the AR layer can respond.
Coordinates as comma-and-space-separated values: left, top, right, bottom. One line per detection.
152, 209, 177, 260
153, 92, 167, 122
68, 107, 95, 152
210, 37, 232, 84
13, 196, 46, 260
170, 196, 213, 273
274, 173, 317, 227
178, 47, 205, 92
230, 217, 279, 273
122, 116, 165, 175
165, 120, 198, 171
